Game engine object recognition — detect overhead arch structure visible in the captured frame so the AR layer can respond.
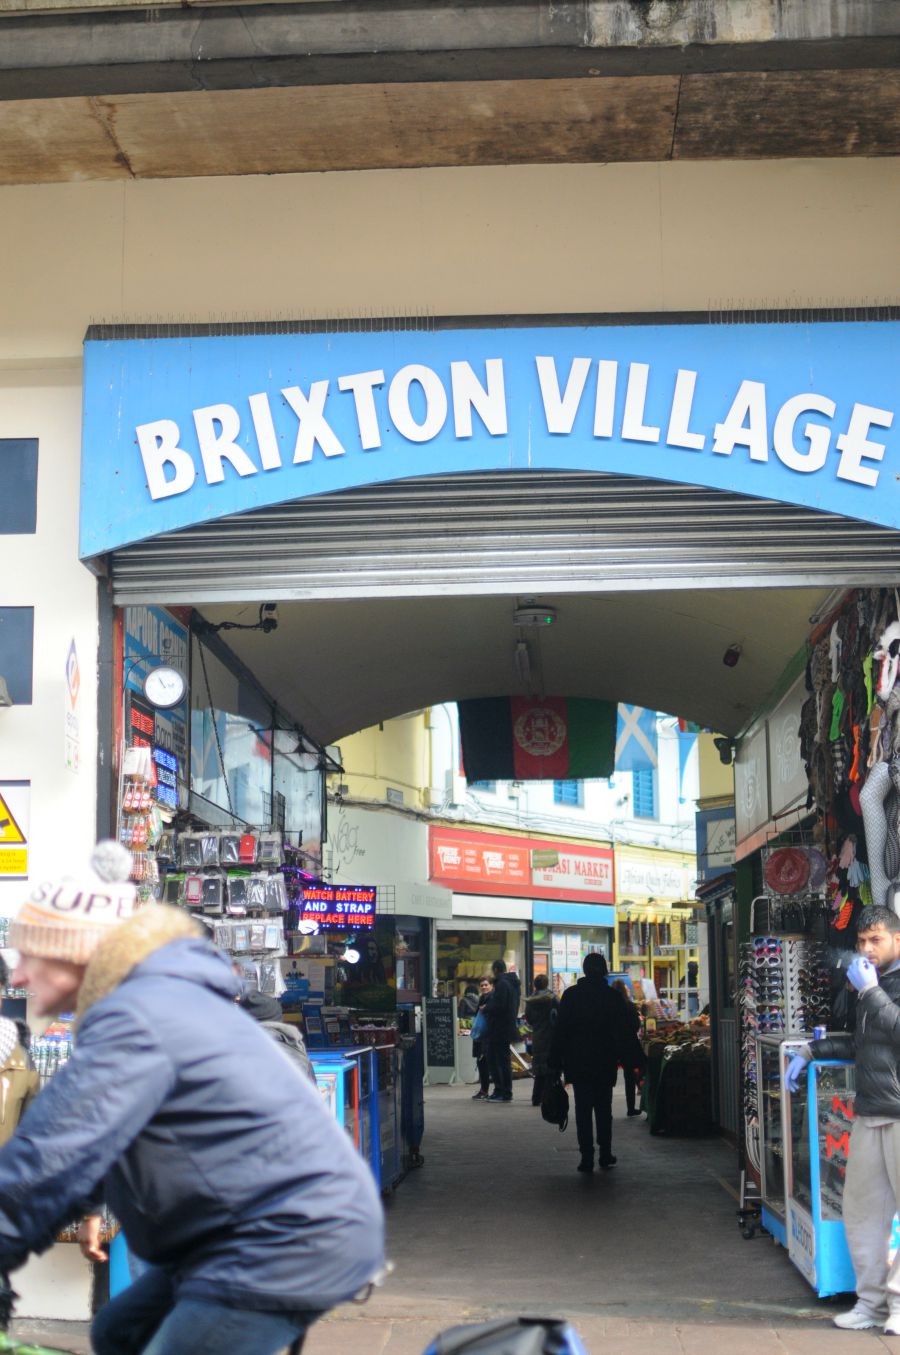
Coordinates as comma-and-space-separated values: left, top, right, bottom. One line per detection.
85, 315, 900, 742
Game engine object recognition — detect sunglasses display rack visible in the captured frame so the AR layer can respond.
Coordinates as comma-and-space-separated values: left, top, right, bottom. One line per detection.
740, 936, 831, 1180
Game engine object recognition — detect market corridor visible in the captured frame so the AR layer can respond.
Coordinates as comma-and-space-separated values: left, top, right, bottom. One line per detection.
307, 1083, 893, 1355
15, 1083, 895, 1355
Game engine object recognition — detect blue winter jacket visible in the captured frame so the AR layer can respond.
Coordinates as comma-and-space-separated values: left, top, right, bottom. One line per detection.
0, 916, 384, 1313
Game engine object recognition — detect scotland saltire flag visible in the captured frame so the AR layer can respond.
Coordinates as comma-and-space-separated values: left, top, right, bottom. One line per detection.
615, 705, 658, 774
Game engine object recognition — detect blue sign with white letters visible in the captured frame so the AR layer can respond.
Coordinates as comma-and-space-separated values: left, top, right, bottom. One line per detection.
80, 321, 900, 557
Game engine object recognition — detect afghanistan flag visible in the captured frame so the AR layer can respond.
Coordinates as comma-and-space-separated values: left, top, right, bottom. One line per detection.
458, 696, 617, 782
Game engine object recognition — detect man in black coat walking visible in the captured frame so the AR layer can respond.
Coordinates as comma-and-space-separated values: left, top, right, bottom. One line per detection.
551, 952, 638, 1172
483, 959, 518, 1102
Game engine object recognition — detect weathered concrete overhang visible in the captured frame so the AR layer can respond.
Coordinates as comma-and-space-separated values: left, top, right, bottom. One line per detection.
1, 0, 899, 183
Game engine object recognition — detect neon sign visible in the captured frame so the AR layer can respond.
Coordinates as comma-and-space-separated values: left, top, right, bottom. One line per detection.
299, 884, 376, 934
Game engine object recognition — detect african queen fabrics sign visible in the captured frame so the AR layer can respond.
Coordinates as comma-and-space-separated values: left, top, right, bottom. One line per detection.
80, 320, 900, 556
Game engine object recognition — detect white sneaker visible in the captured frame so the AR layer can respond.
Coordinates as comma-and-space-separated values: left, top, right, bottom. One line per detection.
833, 1306, 884, 1330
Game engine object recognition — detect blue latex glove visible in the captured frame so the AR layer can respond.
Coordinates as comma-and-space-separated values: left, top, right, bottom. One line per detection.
785, 1053, 809, 1093
848, 955, 879, 993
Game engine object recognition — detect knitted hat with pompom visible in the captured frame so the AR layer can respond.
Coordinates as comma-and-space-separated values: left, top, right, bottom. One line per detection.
9, 842, 136, 966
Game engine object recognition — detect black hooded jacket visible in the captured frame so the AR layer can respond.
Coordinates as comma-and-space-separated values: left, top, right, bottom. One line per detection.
484, 973, 519, 1044
810, 966, 900, 1117
550, 976, 640, 1084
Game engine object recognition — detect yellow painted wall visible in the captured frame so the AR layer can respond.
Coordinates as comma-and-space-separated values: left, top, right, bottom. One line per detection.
334, 714, 430, 807
697, 732, 736, 806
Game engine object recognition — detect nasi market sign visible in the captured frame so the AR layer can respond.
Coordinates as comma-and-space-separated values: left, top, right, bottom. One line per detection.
429, 826, 614, 904
80, 322, 899, 556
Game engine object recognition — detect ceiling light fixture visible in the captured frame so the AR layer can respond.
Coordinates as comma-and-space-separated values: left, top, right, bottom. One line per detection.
514, 604, 558, 628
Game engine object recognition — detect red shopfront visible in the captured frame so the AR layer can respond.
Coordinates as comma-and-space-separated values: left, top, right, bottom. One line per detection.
429, 826, 615, 1001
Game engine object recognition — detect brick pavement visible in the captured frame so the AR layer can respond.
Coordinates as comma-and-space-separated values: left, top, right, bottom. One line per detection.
14, 1081, 900, 1353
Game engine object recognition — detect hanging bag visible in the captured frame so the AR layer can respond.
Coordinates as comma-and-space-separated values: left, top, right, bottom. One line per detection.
470, 1009, 487, 1042
424, 1317, 587, 1355
540, 1077, 569, 1132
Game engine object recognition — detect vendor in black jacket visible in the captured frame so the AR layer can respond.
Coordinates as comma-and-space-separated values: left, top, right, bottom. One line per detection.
786, 905, 900, 1334
550, 952, 638, 1173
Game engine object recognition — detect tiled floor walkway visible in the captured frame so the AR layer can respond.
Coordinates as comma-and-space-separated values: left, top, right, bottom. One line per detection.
17, 1081, 899, 1353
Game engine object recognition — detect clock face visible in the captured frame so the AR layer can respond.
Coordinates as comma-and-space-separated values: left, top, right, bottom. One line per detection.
143, 666, 186, 710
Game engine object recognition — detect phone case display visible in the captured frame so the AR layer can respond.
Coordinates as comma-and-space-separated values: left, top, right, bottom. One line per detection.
757, 1036, 858, 1297
740, 937, 830, 1185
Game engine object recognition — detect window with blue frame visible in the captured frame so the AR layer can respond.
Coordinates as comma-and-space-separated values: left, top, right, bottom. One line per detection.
632, 768, 657, 819
553, 780, 583, 807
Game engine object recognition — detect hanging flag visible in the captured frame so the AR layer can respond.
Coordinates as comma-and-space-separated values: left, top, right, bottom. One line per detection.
677, 717, 702, 734
677, 729, 699, 803
615, 705, 658, 773
458, 696, 617, 782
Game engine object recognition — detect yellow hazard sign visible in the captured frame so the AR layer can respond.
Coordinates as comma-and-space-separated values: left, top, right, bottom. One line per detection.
0, 783, 28, 878
0, 792, 25, 845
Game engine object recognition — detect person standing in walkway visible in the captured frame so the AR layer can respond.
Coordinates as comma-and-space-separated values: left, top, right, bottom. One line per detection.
551, 952, 633, 1172
484, 959, 518, 1103
786, 905, 900, 1334
525, 974, 558, 1107
471, 977, 493, 1100
612, 979, 643, 1117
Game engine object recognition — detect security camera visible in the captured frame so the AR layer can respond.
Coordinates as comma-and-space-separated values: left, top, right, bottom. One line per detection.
259, 604, 279, 634
713, 736, 736, 766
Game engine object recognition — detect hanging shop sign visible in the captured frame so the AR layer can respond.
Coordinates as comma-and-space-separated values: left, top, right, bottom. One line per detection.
80, 321, 900, 557
300, 883, 377, 933
614, 848, 692, 902
429, 826, 614, 904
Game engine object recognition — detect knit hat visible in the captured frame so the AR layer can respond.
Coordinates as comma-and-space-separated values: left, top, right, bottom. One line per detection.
9, 842, 136, 966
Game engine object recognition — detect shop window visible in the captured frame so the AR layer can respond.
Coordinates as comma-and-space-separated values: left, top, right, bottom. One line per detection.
0, 441, 38, 534
0, 607, 34, 704
553, 779, 583, 807
632, 768, 657, 818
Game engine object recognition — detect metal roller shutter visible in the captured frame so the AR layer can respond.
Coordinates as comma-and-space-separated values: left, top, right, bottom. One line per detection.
109, 471, 900, 605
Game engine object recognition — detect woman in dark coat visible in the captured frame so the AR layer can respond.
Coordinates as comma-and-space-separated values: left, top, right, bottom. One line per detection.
525, 974, 558, 1107
471, 977, 493, 1099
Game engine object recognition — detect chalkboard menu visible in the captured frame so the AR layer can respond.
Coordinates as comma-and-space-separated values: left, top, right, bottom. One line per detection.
424, 996, 456, 1068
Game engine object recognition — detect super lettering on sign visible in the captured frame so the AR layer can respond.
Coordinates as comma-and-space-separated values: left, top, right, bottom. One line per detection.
79, 323, 900, 558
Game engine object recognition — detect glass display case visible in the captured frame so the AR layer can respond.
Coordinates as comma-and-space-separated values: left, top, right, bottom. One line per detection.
757, 1034, 857, 1297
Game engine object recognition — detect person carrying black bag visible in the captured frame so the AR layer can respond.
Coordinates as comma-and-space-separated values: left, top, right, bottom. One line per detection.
550, 952, 643, 1173
525, 974, 558, 1108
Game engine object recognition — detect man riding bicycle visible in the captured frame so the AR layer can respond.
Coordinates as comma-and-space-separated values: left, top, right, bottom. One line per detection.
0, 844, 384, 1355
